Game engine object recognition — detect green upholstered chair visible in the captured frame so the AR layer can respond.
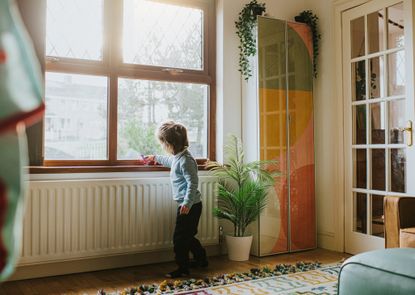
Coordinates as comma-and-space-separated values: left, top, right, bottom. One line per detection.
338, 248, 415, 295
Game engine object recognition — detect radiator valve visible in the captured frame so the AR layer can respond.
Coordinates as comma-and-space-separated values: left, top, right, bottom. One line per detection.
219, 226, 224, 244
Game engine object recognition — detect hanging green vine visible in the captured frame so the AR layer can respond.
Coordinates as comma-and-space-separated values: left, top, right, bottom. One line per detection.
294, 10, 321, 78
235, 0, 266, 80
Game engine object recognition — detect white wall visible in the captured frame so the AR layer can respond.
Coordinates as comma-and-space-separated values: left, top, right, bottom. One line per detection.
216, 0, 246, 163
303, 0, 342, 251
218, 0, 343, 252
264, 0, 308, 19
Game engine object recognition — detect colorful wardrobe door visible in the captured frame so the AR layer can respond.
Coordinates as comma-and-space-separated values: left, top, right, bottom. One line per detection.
257, 17, 315, 255
258, 17, 288, 255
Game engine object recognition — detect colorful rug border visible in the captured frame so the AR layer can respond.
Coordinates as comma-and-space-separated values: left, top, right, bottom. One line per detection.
175, 263, 341, 295
97, 261, 342, 295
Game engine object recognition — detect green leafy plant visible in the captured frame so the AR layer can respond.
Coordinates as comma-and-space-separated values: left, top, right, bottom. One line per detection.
294, 10, 321, 78
235, 0, 266, 80
206, 135, 278, 237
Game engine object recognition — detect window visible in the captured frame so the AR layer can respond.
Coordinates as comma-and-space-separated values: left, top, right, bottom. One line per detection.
44, 0, 215, 167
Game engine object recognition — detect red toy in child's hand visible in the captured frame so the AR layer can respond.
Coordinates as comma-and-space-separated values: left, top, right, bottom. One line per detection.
141, 155, 156, 165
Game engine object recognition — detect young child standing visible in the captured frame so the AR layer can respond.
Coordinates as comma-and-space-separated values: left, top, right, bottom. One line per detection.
146, 120, 208, 278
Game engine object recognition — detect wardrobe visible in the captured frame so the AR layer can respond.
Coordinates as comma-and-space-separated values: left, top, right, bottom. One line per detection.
244, 16, 316, 256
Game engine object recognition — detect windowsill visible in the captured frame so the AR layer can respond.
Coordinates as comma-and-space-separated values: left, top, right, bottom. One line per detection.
28, 165, 208, 174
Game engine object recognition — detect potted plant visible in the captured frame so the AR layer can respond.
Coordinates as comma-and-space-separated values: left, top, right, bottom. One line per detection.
294, 10, 321, 77
206, 135, 278, 261
235, 0, 266, 80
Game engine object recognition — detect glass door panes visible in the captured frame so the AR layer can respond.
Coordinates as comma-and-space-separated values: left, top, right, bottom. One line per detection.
389, 99, 405, 143
351, 17, 365, 58
354, 192, 367, 234
352, 61, 366, 101
353, 105, 366, 144
350, 2, 406, 238
388, 51, 405, 96
371, 149, 386, 191
368, 10, 384, 53
371, 194, 385, 237
387, 3, 404, 48
369, 56, 384, 99
370, 102, 386, 143
390, 148, 406, 192
353, 149, 367, 188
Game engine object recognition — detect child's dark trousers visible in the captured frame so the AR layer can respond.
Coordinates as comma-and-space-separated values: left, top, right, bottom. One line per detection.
173, 202, 206, 270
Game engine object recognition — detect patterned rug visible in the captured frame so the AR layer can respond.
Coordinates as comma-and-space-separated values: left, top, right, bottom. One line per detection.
98, 262, 340, 295
177, 264, 340, 295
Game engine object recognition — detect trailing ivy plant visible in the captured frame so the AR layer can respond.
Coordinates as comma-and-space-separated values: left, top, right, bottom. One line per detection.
235, 0, 266, 80
294, 10, 321, 78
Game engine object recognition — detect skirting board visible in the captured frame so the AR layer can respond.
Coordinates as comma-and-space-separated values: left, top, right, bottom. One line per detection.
8, 245, 221, 281
317, 231, 340, 252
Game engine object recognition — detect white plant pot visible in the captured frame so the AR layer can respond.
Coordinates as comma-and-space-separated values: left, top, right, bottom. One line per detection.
225, 235, 253, 261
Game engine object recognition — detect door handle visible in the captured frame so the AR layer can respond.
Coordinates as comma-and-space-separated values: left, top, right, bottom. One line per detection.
399, 120, 413, 147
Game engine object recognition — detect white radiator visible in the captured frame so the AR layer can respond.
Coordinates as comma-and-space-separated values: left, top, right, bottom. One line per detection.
19, 176, 218, 265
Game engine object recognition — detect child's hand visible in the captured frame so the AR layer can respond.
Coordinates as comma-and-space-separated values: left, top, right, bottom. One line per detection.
180, 205, 190, 215
142, 155, 156, 165
144, 155, 155, 162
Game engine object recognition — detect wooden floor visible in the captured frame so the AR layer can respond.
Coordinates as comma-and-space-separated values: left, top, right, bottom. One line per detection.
0, 249, 349, 295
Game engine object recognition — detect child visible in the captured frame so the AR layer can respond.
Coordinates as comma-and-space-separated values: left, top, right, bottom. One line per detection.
146, 120, 208, 278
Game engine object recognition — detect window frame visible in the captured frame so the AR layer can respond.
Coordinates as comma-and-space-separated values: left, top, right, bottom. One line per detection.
43, 0, 216, 168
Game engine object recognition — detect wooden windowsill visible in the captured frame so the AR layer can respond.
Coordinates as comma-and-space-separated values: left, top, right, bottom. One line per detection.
28, 165, 208, 174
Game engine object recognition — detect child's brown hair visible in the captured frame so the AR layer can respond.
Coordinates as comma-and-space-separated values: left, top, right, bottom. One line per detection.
157, 120, 189, 155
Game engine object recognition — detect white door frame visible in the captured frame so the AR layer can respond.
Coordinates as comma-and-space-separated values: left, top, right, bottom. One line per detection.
333, 0, 372, 253
334, 0, 415, 253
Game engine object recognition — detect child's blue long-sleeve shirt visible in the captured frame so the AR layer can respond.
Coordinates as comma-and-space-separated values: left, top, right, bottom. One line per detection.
155, 149, 201, 208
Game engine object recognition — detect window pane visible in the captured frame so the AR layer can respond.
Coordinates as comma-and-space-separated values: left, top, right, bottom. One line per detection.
123, 0, 203, 70
387, 2, 404, 49
353, 105, 366, 144
388, 51, 405, 96
389, 99, 405, 144
351, 16, 365, 58
352, 60, 366, 101
46, 0, 104, 60
370, 102, 385, 144
354, 192, 367, 234
371, 149, 385, 191
369, 56, 384, 99
353, 149, 367, 189
367, 10, 384, 54
117, 79, 208, 159
371, 195, 384, 237
44, 73, 108, 160
390, 148, 406, 193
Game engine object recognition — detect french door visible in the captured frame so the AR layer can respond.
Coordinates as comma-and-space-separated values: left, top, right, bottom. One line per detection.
343, 0, 415, 253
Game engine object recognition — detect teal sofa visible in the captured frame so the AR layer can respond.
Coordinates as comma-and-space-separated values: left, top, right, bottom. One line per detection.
338, 248, 415, 295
